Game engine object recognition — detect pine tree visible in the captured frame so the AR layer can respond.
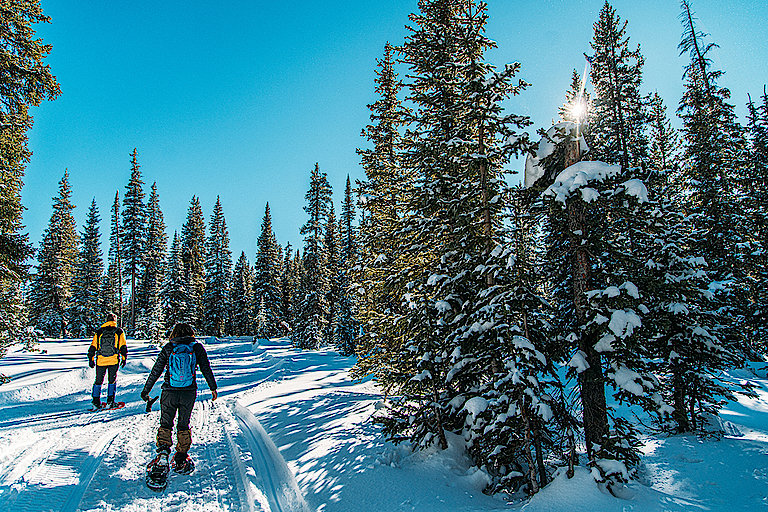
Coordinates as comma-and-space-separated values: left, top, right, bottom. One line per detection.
377, 0, 532, 457
335, 176, 359, 355
101, 192, 123, 325
354, 42, 412, 381
29, 171, 78, 337
677, 0, 749, 357
180, 196, 206, 329
203, 196, 232, 336
68, 199, 103, 337
559, 69, 591, 125
121, 148, 146, 335
229, 251, 254, 336
646, 92, 680, 194
279, 242, 294, 334
163, 232, 188, 329
743, 89, 768, 351
0, 0, 61, 353
253, 203, 281, 338
588, 1, 648, 170
294, 163, 332, 349
136, 183, 167, 341
324, 202, 340, 345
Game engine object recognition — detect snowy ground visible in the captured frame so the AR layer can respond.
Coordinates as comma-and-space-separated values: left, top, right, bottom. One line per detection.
0, 337, 766, 512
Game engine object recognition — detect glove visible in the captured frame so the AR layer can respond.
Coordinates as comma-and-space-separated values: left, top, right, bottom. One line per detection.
89, 359, 95, 368
140, 391, 149, 402
120, 355, 126, 368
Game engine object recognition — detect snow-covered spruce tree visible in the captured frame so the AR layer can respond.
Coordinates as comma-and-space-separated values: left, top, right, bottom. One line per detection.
68, 200, 103, 337
229, 251, 254, 336
353, 41, 413, 384
532, 129, 657, 490
136, 182, 167, 341
29, 171, 78, 337
180, 196, 206, 329
101, 192, 123, 324
279, 242, 295, 333
121, 148, 146, 335
324, 202, 340, 345
335, 176, 359, 355
293, 163, 332, 349
677, 0, 750, 357
377, 0, 533, 455
463, 184, 566, 495
289, 248, 304, 333
0, 0, 60, 354
163, 232, 189, 329
202, 197, 232, 337
742, 89, 768, 352
253, 203, 281, 338
588, 1, 648, 170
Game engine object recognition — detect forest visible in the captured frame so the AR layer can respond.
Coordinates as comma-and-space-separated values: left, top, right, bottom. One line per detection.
2, 0, 767, 499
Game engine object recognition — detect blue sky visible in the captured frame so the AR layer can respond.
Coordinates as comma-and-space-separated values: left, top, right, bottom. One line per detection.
24, 0, 768, 259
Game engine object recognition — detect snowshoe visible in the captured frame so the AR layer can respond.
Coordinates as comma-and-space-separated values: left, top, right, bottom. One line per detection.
146, 453, 170, 491
107, 401, 126, 410
172, 453, 195, 475
89, 401, 107, 412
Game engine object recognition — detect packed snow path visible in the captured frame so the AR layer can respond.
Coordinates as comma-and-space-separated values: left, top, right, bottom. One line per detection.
1, 337, 767, 512
0, 338, 311, 512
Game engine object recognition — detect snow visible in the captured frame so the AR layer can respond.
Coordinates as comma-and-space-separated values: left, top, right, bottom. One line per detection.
524, 121, 589, 188
621, 179, 649, 203
543, 160, 621, 204
607, 309, 642, 338
0, 338, 767, 511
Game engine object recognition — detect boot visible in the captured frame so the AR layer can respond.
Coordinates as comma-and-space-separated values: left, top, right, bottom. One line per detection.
106, 397, 116, 408
172, 451, 194, 475
92, 397, 101, 408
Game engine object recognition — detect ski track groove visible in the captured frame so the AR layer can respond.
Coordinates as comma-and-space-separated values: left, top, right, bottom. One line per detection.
0, 338, 307, 512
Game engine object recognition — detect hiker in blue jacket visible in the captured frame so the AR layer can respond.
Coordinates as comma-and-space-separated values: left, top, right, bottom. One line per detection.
140, 323, 217, 474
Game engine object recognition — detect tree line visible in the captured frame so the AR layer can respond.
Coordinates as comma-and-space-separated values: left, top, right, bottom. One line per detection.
23, 151, 360, 354
351, 0, 768, 498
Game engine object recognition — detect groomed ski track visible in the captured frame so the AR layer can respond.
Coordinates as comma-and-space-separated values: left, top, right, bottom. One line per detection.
0, 337, 313, 512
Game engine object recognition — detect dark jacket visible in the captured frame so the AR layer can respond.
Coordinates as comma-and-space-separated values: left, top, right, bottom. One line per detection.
141, 336, 217, 395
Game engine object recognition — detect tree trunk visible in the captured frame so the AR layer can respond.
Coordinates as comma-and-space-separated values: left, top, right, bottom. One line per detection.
672, 365, 691, 432
565, 137, 609, 460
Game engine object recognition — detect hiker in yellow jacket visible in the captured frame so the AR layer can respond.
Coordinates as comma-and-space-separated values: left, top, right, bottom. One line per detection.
87, 313, 127, 408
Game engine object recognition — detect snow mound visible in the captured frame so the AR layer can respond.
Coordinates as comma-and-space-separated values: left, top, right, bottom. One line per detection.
543, 160, 621, 204
525, 121, 589, 188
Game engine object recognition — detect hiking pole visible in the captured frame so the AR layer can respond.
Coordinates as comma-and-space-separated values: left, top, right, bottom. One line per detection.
146, 396, 159, 413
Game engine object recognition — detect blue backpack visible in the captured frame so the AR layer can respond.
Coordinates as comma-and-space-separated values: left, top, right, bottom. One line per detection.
168, 341, 197, 387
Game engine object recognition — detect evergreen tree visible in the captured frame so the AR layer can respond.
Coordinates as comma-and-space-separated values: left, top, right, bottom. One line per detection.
646, 92, 680, 194
121, 148, 146, 334
279, 242, 295, 333
68, 199, 103, 337
294, 163, 332, 349
136, 183, 167, 341
324, 202, 340, 345
559, 69, 591, 125
588, 1, 648, 170
743, 89, 768, 351
101, 192, 123, 325
354, 42, 412, 381
29, 171, 78, 337
180, 196, 206, 329
253, 203, 281, 338
378, 0, 532, 458
229, 251, 254, 336
0, 0, 61, 353
677, 0, 749, 356
163, 232, 188, 329
203, 196, 232, 336
335, 176, 359, 355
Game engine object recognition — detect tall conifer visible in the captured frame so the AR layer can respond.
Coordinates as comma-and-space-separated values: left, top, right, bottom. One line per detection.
203, 197, 232, 336
181, 196, 206, 329
253, 203, 281, 338
69, 200, 103, 337
29, 171, 78, 337
230, 251, 254, 336
121, 148, 146, 334
137, 183, 167, 340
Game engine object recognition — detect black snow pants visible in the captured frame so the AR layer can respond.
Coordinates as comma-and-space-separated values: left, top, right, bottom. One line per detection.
159, 389, 197, 431
94, 364, 118, 385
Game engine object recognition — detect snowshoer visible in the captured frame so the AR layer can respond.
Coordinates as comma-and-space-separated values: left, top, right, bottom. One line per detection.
88, 312, 127, 408
141, 323, 217, 478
